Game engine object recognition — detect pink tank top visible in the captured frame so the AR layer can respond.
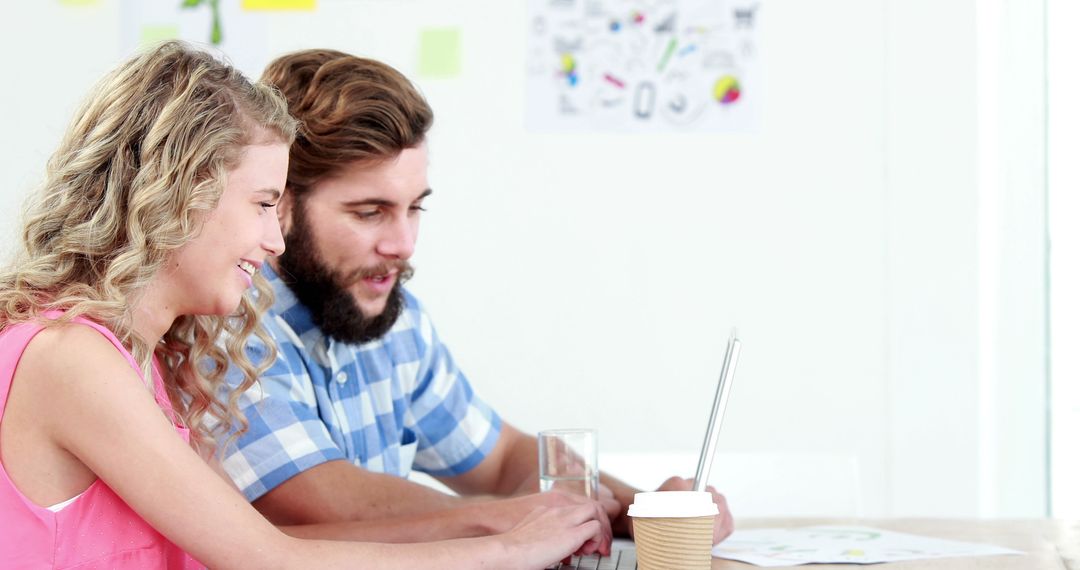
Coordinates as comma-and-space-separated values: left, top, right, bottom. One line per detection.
0, 313, 204, 569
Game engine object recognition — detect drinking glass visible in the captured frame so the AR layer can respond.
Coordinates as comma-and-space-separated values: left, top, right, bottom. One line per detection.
538, 428, 599, 499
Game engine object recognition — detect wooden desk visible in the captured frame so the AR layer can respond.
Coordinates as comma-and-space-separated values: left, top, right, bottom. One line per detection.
710, 518, 1079, 569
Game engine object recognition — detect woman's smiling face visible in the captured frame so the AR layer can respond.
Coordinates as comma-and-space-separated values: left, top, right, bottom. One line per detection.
164, 141, 290, 316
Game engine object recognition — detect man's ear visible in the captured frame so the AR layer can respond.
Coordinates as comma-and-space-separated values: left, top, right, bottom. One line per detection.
278, 187, 296, 237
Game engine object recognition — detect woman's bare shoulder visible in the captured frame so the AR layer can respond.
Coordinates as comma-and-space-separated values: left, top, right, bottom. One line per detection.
18, 321, 140, 390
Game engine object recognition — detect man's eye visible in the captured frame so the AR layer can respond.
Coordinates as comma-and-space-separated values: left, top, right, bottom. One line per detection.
354, 210, 380, 219
259, 202, 277, 211
409, 204, 428, 213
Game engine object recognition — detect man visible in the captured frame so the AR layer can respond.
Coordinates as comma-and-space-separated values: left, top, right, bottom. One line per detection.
219, 49, 734, 545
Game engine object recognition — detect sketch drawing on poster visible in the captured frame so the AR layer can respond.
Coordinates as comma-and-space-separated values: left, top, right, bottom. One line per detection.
526, 0, 762, 132
120, 0, 271, 78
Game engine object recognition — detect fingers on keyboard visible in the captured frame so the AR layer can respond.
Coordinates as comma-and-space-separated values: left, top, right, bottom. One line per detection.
550, 550, 637, 570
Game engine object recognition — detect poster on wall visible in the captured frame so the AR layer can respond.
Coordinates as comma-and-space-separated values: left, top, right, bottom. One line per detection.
119, 0, 274, 78
526, 0, 762, 132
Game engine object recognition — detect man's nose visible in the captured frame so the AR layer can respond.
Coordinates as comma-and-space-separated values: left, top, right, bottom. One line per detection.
375, 214, 416, 259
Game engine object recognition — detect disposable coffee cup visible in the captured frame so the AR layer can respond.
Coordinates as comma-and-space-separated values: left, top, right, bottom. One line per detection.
628, 491, 718, 570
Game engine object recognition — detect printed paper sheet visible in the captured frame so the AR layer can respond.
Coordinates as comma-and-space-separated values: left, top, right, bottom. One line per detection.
712, 526, 1023, 567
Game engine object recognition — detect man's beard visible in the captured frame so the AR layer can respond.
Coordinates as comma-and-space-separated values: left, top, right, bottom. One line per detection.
276, 200, 414, 345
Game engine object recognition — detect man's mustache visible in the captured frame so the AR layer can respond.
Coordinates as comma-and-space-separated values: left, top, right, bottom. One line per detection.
341, 260, 415, 286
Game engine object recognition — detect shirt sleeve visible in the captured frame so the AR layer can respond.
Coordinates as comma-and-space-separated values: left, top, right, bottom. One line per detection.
219, 317, 346, 502
403, 297, 503, 477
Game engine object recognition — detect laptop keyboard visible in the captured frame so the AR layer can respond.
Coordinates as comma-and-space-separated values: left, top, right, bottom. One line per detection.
548, 549, 638, 570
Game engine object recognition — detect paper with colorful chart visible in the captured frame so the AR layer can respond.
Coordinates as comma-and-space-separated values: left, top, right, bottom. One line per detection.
711, 526, 1023, 567
526, 0, 761, 132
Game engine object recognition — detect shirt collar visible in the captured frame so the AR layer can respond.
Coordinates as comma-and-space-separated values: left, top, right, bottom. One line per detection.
261, 263, 410, 354
262, 262, 320, 338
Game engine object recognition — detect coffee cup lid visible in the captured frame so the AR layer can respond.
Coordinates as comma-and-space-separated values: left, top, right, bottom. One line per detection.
627, 491, 719, 518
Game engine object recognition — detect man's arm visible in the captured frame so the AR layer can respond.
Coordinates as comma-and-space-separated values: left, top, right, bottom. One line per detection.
255, 459, 499, 542
435, 422, 543, 496
220, 330, 499, 540
253, 460, 459, 523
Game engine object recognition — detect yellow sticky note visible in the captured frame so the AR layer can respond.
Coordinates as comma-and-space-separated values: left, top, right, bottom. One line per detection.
59, 0, 101, 5
418, 28, 461, 79
140, 25, 180, 48
242, 0, 316, 10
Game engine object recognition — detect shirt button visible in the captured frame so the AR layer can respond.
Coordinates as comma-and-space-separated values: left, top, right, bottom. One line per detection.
335, 371, 348, 384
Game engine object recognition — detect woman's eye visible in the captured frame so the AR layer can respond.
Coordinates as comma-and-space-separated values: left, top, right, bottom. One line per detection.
259, 202, 277, 211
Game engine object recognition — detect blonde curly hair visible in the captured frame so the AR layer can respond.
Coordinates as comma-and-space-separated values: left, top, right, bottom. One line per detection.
0, 41, 297, 452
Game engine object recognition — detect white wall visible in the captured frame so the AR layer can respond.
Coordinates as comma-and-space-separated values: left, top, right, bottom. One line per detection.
883, 0, 1048, 518
0, 2, 120, 258
0, 0, 1049, 518
1048, 0, 1080, 519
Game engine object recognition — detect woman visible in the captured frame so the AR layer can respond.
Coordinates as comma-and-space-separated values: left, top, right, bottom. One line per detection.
0, 41, 604, 568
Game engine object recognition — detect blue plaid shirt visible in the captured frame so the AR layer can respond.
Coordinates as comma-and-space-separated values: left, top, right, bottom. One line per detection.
219, 265, 502, 502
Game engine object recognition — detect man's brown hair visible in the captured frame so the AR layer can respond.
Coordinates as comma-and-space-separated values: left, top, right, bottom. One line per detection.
261, 49, 434, 195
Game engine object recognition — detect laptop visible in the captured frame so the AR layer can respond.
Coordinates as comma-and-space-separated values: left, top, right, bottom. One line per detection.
549, 330, 742, 570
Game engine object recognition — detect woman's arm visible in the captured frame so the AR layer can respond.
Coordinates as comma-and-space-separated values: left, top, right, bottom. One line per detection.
32, 325, 600, 568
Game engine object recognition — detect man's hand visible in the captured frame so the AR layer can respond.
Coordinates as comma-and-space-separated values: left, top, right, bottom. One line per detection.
511, 475, 621, 521
483, 489, 618, 542
595, 483, 621, 519
497, 502, 611, 568
654, 476, 734, 544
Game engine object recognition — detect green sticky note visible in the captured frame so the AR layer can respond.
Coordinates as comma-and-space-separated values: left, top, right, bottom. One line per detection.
140, 25, 180, 48
418, 28, 461, 79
